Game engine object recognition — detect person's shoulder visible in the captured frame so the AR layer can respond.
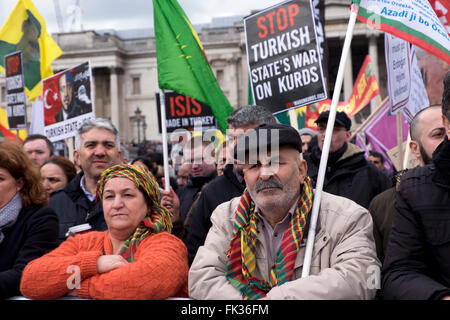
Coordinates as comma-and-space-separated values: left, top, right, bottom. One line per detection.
319, 192, 370, 230
210, 196, 241, 224
16, 205, 58, 230
142, 232, 188, 251
50, 173, 83, 203
201, 173, 230, 193
369, 186, 396, 208
398, 165, 434, 191
24, 205, 57, 218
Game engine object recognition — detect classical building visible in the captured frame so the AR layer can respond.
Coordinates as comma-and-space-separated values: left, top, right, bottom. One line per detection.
1, 0, 386, 143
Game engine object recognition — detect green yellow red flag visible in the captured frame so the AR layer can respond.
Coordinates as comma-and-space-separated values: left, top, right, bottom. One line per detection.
0, 0, 62, 101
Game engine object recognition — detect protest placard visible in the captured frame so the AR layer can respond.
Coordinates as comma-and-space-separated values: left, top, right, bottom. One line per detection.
402, 46, 430, 122
4, 51, 27, 129
42, 61, 95, 142
244, 0, 327, 114
385, 34, 411, 114
155, 91, 218, 133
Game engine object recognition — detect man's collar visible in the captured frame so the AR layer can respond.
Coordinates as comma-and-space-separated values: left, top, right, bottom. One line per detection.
255, 195, 300, 226
80, 175, 96, 202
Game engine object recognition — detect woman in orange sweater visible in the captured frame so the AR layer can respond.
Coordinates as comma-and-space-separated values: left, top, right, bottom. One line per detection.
20, 164, 188, 300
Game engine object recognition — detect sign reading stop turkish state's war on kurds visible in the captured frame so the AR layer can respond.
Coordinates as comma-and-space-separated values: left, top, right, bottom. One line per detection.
244, 0, 327, 114
155, 91, 218, 134
5, 51, 27, 129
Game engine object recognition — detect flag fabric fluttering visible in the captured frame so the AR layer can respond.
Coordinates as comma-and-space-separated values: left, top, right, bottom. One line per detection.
364, 102, 409, 173
0, 0, 63, 101
0, 106, 26, 142
153, 0, 233, 132
352, 0, 450, 64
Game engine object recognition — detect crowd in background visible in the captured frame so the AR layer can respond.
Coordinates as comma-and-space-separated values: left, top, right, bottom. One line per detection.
0, 72, 449, 300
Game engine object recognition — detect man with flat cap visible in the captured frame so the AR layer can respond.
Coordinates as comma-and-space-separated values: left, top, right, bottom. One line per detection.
304, 111, 390, 209
189, 123, 380, 299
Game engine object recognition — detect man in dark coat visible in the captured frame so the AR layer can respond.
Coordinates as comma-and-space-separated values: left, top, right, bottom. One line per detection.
304, 111, 390, 209
176, 135, 217, 222
382, 72, 450, 300
369, 105, 445, 263
184, 105, 278, 265
50, 118, 122, 242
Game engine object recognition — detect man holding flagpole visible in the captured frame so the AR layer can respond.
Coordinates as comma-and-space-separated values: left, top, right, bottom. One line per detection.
189, 123, 380, 300
305, 110, 390, 209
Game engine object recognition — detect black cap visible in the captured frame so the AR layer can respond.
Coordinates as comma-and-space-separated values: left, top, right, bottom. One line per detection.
315, 111, 351, 130
233, 123, 302, 162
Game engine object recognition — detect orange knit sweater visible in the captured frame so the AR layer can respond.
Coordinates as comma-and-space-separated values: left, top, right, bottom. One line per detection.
20, 231, 189, 300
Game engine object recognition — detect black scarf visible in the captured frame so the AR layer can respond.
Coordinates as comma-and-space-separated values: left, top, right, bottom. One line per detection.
432, 135, 450, 188
311, 142, 348, 168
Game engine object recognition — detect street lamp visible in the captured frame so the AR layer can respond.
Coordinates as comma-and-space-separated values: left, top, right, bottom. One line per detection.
135, 107, 142, 144
143, 119, 147, 142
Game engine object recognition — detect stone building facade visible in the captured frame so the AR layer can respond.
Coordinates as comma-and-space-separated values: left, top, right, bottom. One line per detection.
1, 0, 386, 143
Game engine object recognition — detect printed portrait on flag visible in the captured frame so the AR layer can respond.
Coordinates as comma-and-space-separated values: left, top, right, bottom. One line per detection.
43, 62, 95, 142
0, 0, 62, 101
0, 10, 41, 93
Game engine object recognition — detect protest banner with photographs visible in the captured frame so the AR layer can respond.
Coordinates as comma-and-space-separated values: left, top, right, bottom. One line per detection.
42, 61, 95, 142
4, 51, 27, 129
244, 0, 327, 114
155, 91, 218, 133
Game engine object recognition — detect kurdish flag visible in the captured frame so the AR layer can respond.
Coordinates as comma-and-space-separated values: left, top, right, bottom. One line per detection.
153, 0, 233, 132
353, 0, 450, 64
0, 0, 62, 101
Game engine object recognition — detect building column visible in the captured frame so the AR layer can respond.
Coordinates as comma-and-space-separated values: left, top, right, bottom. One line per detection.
228, 56, 240, 107
369, 35, 381, 113
343, 46, 353, 101
109, 67, 120, 130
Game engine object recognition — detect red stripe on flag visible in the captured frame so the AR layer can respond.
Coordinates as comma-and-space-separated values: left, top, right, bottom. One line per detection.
357, 16, 450, 64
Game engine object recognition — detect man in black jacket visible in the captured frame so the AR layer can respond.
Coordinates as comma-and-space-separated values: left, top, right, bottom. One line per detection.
304, 111, 390, 209
382, 72, 450, 300
50, 118, 122, 242
184, 105, 278, 265
369, 105, 445, 264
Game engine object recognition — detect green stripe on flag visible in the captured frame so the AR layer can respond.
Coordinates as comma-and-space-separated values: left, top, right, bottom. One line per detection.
357, 6, 450, 56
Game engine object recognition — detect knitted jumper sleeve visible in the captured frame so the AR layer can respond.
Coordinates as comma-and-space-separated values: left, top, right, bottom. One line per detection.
77, 232, 188, 300
20, 232, 104, 299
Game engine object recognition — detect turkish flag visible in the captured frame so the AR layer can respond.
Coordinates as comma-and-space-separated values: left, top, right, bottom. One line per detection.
429, 0, 450, 35
42, 74, 62, 126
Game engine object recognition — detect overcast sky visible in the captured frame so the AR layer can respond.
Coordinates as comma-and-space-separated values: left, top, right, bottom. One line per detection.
0, 0, 282, 34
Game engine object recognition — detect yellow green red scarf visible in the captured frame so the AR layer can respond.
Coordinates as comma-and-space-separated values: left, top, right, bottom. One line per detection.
225, 176, 313, 300
96, 164, 172, 262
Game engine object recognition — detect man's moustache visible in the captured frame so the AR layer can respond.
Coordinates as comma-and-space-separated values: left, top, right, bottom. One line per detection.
254, 177, 283, 193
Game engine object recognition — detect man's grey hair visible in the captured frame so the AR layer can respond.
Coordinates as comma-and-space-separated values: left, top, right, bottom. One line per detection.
75, 118, 120, 150
227, 105, 278, 127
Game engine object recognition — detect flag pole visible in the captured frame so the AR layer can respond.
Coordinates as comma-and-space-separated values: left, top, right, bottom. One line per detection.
289, 109, 299, 130
159, 89, 171, 191
403, 131, 412, 169
396, 113, 404, 170
302, 5, 358, 278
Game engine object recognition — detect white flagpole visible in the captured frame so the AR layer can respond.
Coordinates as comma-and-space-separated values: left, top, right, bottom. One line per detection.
159, 89, 171, 191
302, 6, 359, 277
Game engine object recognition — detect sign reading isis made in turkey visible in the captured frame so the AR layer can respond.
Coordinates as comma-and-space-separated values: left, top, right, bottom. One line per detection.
156, 91, 218, 134
244, 0, 327, 114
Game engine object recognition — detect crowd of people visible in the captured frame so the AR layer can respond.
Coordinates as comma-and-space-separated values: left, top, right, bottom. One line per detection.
0, 71, 449, 300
